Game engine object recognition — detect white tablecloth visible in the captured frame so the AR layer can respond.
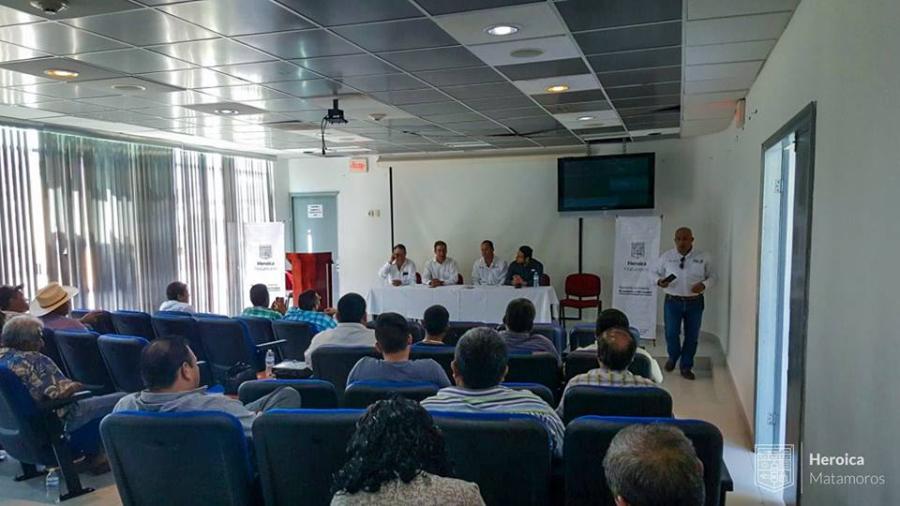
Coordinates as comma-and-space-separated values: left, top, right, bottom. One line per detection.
367, 285, 560, 324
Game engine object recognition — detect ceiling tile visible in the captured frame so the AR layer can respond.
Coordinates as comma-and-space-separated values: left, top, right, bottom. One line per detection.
416, 0, 541, 16
684, 39, 776, 65
597, 66, 681, 87
66, 10, 217, 46
0, 87, 53, 105
687, 0, 798, 20
574, 22, 681, 54
468, 35, 582, 67
554, 109, 621, 128
571, 125, 626, 136
212, 61, 318, 83
0, 40, 45, 62
23, 100, 113, 115
143, 68, 245, 88
73, 48, 194, 74
151, 39, 273, 66
443, 81, 520, 100
81, 95, 177, 110
0, 56, 123, 82
293, 54, 397, 78
378, 46, 482, 72
335, 73, 425, 92
588, 47, 682, 72
400, 101, 471, 117
0, 0, 139, 20
241, 98, 318, 112
416, 66, 504, 87
683, 76, 751, 94
277, 0, 423, 26
604, 82, 681, 99
144, 89, 222, 106
238, 29, 361, 59
79, 76, 185, 96
486, 106, 548, 119
685, 12, 792, 46
419, 111, 485, 124
161, 0, 314, 36
198, 84, 289, 101
684, 60, 762, 82
0, 67, 50, 86
503, 116, 562, 134
370, 88, 448, 106
512, 73, 599, 95
496, 57, 589, 81
557, 0, 682, 32
435, 3, 567, 45
611, 95, 680, 109
0, 23, 127, 54
182, 101, 267, 116
537, 136, 583, 146
544, 100, 611, 114
265, 79, 351, 98
463, 94, 535, 111
333, 19, 457, 53
617, 105, 678, 118
533, 89, 609, 106
682, 90, 746, 107
0, 5, 42, 25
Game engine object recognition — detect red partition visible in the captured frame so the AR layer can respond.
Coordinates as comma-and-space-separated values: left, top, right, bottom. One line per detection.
286, 252, 334, 307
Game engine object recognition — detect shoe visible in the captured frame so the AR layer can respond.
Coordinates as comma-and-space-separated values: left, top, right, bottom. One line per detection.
680, 369, 696, 380
664, 359, 676, 372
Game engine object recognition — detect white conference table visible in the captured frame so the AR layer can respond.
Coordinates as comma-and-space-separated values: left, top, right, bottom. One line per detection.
367, 284, 560, 324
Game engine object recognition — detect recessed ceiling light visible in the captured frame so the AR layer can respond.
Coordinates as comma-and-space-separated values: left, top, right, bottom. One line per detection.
112, 84, 146, 92
215, 108, 240, 115
43, 68, 78, 79
545, 84, 569, 93
485, 24, 519, 36
577, 116, 594, 121
30, 0, 68, 15
510, 48, 543, 58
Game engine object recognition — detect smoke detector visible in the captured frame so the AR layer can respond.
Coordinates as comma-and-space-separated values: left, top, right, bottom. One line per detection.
368, 112, 387, 122
30, 0, 69, 15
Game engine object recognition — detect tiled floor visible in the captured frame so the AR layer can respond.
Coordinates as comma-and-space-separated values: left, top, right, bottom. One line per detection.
0, 329, 783, 506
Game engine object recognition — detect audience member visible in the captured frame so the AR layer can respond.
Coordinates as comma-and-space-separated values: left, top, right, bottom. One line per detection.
331, 397, 484, 506
114, 337, 301, 437
378, 244, 417, 286
558, 327, 658, 414
415, 305, 451, 347
422, 240, 460, 287
580, 308, 663, 383
504, 246, 544, 287
0, 315, 124, 470
604, 424, 705, 506
305, 293, 376, 368
498, 298, 560, 363
421, 328, 564, 457
347, 313, 450, 387
241, 283, 286, 320
471, 240, 508, 286
30, 282, 89, 331
0, 284, 28, 319
283, 289, 337, 334
159, 281, 194, 313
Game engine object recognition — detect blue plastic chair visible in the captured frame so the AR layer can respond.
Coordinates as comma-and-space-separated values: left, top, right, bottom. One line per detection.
53, 330, 116, 394
98, 334, 150, 393
110, 310, 155, 341
343, 380, 440, 408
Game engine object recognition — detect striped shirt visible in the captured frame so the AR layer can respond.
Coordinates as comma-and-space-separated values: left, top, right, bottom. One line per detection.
558, 364, 659, 414
241, 306, 283, 320
421, 385, 565, 457
283, 308, 337, 334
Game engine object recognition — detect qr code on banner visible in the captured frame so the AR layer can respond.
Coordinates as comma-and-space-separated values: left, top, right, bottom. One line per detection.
630, 241, 646, 259
258, 244, 272, 260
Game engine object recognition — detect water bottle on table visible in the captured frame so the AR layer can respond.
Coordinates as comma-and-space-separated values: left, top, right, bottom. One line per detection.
265, 349, 276, 378
532, 270, 540, 288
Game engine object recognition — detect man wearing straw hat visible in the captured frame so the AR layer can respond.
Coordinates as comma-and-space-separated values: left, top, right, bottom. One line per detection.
29, 282, 102, 331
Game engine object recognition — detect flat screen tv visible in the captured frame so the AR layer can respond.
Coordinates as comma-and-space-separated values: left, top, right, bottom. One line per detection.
557, 153, 655, 211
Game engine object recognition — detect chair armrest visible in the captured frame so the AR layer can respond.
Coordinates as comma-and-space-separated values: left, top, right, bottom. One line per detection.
721, 459, 734, 491
38, 390, 94, 412
255, 339, 287, 350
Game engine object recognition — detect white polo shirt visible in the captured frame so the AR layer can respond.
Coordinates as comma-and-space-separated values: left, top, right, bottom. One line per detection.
423, 257, 460, 285
651, 248, 715, 297
471, 257, 509, 286
378, 260, 418, 286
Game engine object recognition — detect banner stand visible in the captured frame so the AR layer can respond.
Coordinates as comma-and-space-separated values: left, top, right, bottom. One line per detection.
243, 223, 286, 308
612, 216, 662, 342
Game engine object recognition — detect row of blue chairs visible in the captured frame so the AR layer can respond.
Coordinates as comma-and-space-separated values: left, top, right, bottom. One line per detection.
100, 407, 733, 506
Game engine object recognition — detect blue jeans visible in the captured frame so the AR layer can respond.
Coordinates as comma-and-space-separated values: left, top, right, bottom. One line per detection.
663, 295, 704, 370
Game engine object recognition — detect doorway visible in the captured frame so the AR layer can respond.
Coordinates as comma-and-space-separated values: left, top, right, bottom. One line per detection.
291, 192, 339, 295
754, 103, 815, 505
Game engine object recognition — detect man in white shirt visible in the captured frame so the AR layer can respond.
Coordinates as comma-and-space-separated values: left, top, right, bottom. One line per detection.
471, 240, 508, 286
305, 293, 376, 369
652, 227, 715, 380
422, 240, 460, 287
159, 281, 194, 313
377, 244, 417, 286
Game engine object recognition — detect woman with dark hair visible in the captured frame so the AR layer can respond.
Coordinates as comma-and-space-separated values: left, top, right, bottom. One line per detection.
331, 398, 484, 505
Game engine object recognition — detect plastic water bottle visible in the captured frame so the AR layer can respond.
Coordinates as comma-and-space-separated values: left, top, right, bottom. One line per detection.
532, 270, 540, 288
45, 468, 60, 501
265, 349, 276, 378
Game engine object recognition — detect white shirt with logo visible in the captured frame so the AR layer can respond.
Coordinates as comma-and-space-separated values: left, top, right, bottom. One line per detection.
651, 248, 715, 297
471, 257, 509, 286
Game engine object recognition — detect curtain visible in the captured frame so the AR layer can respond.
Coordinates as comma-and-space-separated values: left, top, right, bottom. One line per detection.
0, 126, 43, 291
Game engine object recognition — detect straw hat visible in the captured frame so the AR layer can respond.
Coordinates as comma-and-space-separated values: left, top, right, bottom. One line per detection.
29, 282, 78, 317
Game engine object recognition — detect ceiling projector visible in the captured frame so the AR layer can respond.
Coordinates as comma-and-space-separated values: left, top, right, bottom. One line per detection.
324, 99, 347, 125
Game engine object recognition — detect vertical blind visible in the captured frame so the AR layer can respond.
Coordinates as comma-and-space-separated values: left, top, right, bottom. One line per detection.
0, 125, 274, 315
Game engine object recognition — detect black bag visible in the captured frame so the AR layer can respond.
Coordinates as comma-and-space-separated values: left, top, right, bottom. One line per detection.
224, 362, 256, 395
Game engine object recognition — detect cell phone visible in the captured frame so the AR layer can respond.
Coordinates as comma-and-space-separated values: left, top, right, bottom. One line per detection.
275, 296, 285, 306
663, 274, 677, 283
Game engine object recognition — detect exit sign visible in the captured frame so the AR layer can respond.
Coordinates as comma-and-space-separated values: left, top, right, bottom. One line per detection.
349, 158, 368, 172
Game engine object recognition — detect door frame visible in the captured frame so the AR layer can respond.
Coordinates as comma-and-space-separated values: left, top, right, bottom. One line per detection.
753, 102, 816, 505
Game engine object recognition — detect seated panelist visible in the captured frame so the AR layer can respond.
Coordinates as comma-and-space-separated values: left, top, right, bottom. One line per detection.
471, 240, 508, 286
504, 246, 544, 287
378, 244, 417, 286
423, 240, 460, 287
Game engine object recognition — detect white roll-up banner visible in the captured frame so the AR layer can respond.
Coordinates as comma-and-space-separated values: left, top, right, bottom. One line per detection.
612, 216, 661, 340
243, 222, 285, 306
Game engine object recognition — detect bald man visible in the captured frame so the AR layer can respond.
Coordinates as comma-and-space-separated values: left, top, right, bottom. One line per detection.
653, 227, 715, 380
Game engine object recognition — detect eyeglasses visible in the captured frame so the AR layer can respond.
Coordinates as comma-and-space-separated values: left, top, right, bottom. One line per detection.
679, 256, 686, 269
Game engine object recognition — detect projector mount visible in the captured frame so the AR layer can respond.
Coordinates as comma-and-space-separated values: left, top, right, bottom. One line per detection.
320, 99, 348, 156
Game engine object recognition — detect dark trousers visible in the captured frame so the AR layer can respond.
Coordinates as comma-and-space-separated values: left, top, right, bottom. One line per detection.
663, 295, 704, 370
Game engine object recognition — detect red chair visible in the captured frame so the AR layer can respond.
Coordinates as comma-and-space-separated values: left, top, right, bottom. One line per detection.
539, 274, 550, 286
559, 273, 601, 326
415, 273, 422, 284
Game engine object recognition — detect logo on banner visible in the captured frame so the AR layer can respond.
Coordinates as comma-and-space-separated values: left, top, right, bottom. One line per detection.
258, 244, 272, 261
630, 241, 646, 260
755, 444, 795, 492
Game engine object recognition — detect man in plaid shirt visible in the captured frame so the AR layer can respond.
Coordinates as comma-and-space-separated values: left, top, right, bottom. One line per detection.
283, 289, 337, 334
241, 284, 285, 320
